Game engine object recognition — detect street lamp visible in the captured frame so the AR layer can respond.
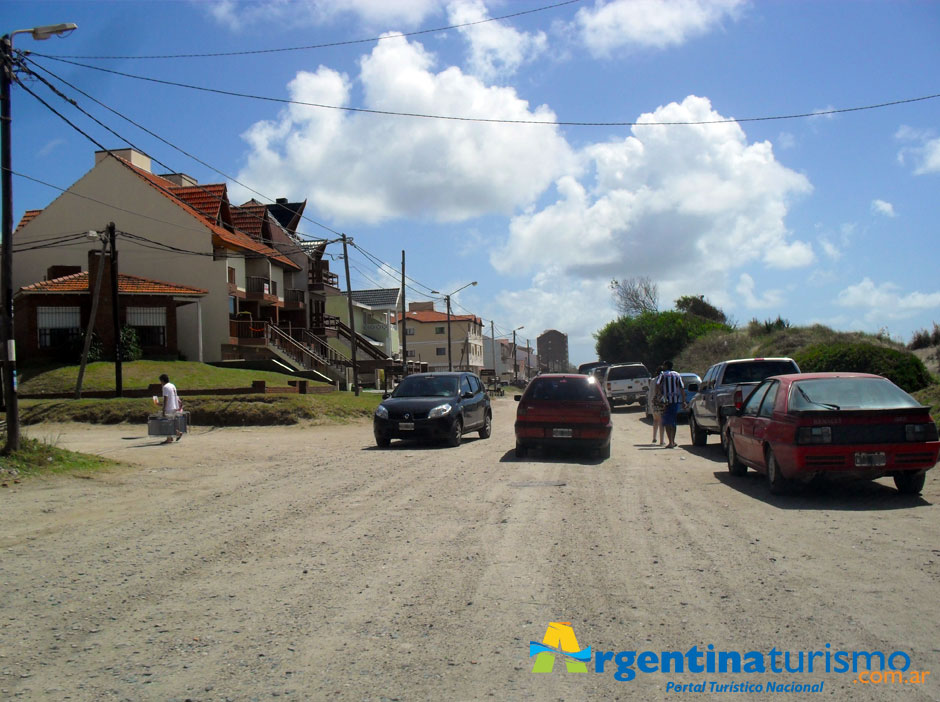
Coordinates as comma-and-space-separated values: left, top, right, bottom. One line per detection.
511, 325, 524, 383
1, 22, 78, 453
433, 281, 477, 372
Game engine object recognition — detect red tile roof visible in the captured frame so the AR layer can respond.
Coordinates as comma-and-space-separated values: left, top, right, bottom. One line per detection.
396, 310, 482, 325
230, 201, 266, 240
170, 183, 227, 223
15, 210, 42, 234
18, 271, 208, 296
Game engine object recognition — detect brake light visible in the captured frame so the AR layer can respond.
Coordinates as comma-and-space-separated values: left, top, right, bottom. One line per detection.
517, 404, 527, 417
906, 423, 939, 442
797, 426, 832, 444
733, 389, 744, 409
600, 409, 610, 422
606, 382, 612, 392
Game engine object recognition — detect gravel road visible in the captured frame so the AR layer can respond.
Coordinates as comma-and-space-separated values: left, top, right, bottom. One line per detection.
2, 397, 938, 701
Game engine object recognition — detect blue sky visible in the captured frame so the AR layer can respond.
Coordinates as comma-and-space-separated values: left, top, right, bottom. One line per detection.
6, 0, 940, 365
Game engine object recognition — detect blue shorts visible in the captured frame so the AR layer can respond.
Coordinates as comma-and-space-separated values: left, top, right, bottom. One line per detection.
662, 402, 681, 426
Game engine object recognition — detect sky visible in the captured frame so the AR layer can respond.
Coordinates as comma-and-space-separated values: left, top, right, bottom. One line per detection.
5, 0, 940, 366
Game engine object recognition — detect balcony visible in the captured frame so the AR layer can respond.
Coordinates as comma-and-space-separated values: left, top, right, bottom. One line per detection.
246, 276, 279, 304
284, 288, 306, 309
308, 263, 340, 292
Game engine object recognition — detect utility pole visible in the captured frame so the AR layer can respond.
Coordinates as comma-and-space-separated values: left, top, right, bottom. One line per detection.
108, 222, 122, 396
400, 250, 407, 378
446, 294, 453, 372
490, 321, 497, 386
1, 35, 18, 452
526, 338, 531, 380
74, 233, 108, 399
341, 234, 359, 395
512, 329, 518, 383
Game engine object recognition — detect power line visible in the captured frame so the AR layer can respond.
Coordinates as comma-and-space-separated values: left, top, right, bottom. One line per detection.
28, 0, 583, 60
28, 54, 940, 127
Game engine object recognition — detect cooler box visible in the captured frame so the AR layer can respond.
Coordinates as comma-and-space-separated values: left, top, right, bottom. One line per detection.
175, 411, 190, 433
148, 414, 176, 436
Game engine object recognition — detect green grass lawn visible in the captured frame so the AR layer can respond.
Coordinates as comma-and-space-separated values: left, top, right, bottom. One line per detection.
0, 437, 118, 479
20, 360, 329, 394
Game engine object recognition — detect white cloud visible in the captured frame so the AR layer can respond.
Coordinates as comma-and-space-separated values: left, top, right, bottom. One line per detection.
37, 139, 66, 158
447, 0, 547, 81
205, 0, 440, 31
870, 199, 896, 217
491, 95, 813, 288
776, 132, 796, 150
574, 0, 746, 56
895, 125, 940, 175
231, 35, 575, 223
836, 278, 940, 321
735, 273, 784, 309
817, 222, 855, 261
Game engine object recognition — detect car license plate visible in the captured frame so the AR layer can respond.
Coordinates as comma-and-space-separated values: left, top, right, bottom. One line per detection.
854, 451, 886, 467
552, 428, 573, 438
398, 422, 414, 431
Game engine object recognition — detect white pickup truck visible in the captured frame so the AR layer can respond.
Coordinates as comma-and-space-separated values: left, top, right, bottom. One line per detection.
601, 363, 651, 407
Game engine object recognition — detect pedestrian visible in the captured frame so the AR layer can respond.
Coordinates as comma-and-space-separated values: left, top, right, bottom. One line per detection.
159, 373, 183, 444
655, 360, 685, 448
648, 365, 666, 445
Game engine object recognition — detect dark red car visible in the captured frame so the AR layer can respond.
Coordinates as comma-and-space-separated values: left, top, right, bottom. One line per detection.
514, 374, 612, 459
721, 372, 939, 495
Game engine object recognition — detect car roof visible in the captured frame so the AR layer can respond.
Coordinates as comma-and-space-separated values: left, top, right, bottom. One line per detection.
607, 362, 645, 367
405, 371, 467, 377
532, 373, 590, 380
720, 357, 796, 364
768, 372, 885, 382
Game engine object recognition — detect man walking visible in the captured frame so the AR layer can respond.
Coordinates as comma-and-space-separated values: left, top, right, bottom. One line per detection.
159, 373, 183, 444
655, 360, 685, 448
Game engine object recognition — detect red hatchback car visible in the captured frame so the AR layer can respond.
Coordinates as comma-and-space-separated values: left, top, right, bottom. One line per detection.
721, 373, 939, 495
514, 374, 612, 459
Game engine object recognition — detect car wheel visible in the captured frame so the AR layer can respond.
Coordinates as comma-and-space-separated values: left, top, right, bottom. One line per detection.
478, 412, 492, 439
726, 431, 747, 476
598, 443, 611, 460
515, 442, 528, 459
766, 448, 791, 495
447, 417, 463, 447
375, 434, 390, 448
894, 471, 926, 495
689, 413, 707, 447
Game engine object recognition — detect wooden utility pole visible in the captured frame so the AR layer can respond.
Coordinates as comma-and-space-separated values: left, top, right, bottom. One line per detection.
341, 234, 359, 395
400, 250, 407, 378
108, 222, 122, 396
490, 321, 497, 384
74, 234, 108, 398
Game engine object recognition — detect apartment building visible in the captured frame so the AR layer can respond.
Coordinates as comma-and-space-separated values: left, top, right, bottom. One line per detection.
397, 301, 484, 373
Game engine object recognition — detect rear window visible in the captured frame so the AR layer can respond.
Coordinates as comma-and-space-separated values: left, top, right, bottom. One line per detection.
527, 377, 603, 402
788, 377, 920, 411
722, 360, 798, 385
606, 364, 650, 381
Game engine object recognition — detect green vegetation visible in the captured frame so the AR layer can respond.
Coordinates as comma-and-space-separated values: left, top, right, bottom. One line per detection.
793, 342, 933, 393
21, 392, 381, 427
20, 360, 328, 395
0, 437, 118, 479
595, 310, 730, 371
912, 385, 940, 425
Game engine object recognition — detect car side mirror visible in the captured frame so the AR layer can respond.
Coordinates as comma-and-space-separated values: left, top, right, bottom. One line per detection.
514, 395, 522, 401
382, 392, 390, 399
719, 404, 738, 418
462, 391, 474, 399
687, 383, 699, 392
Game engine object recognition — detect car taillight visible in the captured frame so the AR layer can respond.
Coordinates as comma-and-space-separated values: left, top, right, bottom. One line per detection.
600, 409, 610, 422
606, 382, 612, 392
517, 404, 527, 417
733, 389, 744, 409
906, 423, 939, 442
797, 426, 832, 444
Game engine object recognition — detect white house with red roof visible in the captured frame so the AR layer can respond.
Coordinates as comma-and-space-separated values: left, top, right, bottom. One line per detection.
396, 301, 484, 373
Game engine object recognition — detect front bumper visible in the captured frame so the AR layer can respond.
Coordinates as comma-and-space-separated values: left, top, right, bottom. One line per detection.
374, 415, 457, 442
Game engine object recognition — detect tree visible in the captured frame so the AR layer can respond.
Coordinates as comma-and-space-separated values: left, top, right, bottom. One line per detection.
610, 276, 658, 317
675, 294, 727, 324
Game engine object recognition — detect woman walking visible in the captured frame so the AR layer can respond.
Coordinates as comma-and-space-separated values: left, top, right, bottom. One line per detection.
648, 365, 665, 445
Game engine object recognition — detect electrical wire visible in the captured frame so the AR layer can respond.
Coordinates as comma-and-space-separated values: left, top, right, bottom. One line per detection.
29, 54, 940, 127
29, 0, 583, 60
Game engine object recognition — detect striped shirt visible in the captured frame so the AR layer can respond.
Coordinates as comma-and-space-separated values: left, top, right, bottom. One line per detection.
656, 370, 685, 404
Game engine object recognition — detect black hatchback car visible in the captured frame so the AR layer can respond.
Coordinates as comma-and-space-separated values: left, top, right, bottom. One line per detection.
373, 372, 492, 448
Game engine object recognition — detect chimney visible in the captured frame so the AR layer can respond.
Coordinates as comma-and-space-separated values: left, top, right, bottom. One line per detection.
159, 173, 199, 187
276, 198, 288, 204
46, 264, 81, 281
95, 148, 151, 172
409, 301, 435, 312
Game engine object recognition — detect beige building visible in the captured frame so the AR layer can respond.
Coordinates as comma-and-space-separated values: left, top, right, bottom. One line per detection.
11, 148, 354, 380
397, 301, 484, 373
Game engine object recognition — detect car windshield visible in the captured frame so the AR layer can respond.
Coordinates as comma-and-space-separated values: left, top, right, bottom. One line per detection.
527, 377, 603, 402
606, 365, 649, 380
788, 378, 921, 411
393, 375, 459, 398
723, 360, 798, 384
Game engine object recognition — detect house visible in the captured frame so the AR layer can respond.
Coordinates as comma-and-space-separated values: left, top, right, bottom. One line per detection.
537, 329, 569, 373
324, 288, 403, 386
482, 336, 515, 382
14, 250, 206, 360
396, 301, 484, 373
11, 148, 362, 382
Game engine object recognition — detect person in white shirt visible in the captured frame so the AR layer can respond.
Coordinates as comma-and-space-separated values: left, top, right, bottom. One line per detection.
159, 373, 183, 444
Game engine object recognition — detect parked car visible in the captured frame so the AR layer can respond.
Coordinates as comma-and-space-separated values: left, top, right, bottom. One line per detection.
721, 372, 939, 495
514, 374, 612, 459
601, 362, 651, 407
646, 372, 702, 418
373, 372, 491, 448
688, 357, 800, 449
578, 361, 609, 377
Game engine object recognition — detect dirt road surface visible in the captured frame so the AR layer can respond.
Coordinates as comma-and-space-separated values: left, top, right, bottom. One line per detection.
2, 398, 938, 701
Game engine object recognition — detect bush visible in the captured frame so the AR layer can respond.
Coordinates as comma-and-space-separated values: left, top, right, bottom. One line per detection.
747, 316, 791, 337
909, 328, 932, 350
120, 326, 143, 362
793, 342, 933, 393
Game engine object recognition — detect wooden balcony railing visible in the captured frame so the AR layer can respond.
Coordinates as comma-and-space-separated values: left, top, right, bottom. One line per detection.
246, 276, 278, 297
285, 288, 305, 304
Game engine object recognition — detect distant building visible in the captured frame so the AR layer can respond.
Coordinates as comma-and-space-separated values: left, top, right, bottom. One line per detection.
396, 301, 484, 373
537, 329, 569, 373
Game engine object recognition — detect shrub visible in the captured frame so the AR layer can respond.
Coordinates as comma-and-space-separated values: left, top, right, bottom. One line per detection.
932, 322, 940, 347
747, 316, 790, 337
119, 326, 143, 362
909, 328, 932, 350
793, 341, 933, 393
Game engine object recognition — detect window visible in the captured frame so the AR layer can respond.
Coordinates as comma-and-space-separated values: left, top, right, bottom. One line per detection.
436, 347, 447, 356
227, 266, 236, 284
467, 375, 482, 394
741, 382, 771, 416
37, 306, 80, 348
435, 326, 445, 335
758, 382, 779, 418
127, 306, 167, 347
461, 375, 473, 395
406, 349, 416, 358
405, 327, 416, 336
